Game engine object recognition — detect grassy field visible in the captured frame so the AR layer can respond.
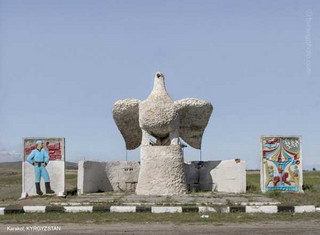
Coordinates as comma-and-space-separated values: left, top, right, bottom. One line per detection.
246, 170, 320, 206
0, 162, 319, 206
0, 163, 77, 204
0, 212, 319, 224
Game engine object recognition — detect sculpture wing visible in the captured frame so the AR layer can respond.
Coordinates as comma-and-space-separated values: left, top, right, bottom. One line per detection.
174, 98, 213, 149
113, 99, 142, 150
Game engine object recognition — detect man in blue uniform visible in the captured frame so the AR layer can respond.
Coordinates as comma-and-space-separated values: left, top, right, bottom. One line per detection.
27, 140, 55, 195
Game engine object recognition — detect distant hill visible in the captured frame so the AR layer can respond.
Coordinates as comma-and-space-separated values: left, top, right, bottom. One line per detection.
0, 161, 78, 170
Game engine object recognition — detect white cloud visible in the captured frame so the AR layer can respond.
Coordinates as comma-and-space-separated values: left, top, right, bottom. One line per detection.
0, 148, 21, 162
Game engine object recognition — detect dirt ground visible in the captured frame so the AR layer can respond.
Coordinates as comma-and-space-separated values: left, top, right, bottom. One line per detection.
1, 221, 320, 235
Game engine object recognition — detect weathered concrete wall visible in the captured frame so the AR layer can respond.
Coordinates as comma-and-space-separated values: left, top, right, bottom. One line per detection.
105, 161, 140, 192
77, 161, 110, 194
136, 145, 187, 196
185, 160, 246, 193
77, 161, 140, 194
78, 159, 245, 194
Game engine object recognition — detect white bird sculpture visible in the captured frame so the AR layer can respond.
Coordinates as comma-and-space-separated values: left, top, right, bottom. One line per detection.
113, 72, 213, 150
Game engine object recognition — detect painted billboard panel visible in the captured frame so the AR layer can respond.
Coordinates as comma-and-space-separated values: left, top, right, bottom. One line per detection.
21, 137, 65, 198
260, 136, 303, 193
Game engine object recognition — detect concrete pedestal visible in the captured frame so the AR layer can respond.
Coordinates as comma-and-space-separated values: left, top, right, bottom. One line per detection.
136, 145, 187, 195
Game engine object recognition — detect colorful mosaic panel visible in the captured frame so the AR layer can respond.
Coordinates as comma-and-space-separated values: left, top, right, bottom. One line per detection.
261, 136, 303, 192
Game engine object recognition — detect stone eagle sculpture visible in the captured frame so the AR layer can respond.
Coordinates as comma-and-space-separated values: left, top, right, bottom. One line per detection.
113, 72, 213, 149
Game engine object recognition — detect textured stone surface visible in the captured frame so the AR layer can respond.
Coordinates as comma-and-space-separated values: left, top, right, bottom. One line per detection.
139, 73, 179, 139
113, 72, 213, 195
136, 145, 187, 195
175, 98, 213, 149
113, 72, 213, 149
112, 99, 141, 150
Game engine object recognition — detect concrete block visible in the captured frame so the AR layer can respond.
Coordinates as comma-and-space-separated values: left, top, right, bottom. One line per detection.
110, 206, 136, 213
23, 206, 46, 213
210, 160, 246, 193
151, 206, 182, 213
246, 206, 277, 214
106, 161, 140, 192
64, 206, 93, 213
295, 206, 316, 213
77, 161, 109, 194
77, 161, 139, 194
185, 160, 246, 193
221, 207, 230, 213
198, 206, 217, 213
316, 207, 320, 212
0, 208, 4, 216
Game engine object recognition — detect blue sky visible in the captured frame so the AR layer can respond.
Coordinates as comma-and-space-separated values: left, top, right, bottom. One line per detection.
0, 0, 319, 169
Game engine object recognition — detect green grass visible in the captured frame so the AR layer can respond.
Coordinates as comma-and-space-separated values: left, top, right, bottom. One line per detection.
246, 171, 260, 193
0, 168, 77, 204
0, 212, 319, 224
0, 168, 22, 202
246, 170, 320, 206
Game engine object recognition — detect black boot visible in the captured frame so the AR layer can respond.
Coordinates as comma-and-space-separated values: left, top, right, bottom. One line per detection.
35, 183, 43, 195
45, 182, 55, 194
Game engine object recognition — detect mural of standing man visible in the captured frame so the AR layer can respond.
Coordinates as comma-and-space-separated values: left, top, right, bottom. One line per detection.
27, 140, 55, 195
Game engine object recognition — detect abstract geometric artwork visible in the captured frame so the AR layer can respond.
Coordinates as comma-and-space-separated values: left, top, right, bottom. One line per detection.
260, 136, 303, 192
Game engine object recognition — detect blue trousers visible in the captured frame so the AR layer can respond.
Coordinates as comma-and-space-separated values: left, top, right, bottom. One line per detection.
34, 165, 50, 183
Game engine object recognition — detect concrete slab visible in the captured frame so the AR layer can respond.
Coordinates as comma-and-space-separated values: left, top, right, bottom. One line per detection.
246, 206, 278, 214
64, 206, 93, 213
23, 206, 46, 213
151, 206, 182, 213
295, 205, 316, 213
110, 206, 136, 213
185, 160, 246, 193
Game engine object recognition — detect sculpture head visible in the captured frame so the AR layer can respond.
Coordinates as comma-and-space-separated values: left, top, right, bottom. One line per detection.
156, 72, 164, 79
154, 72, 165, 87
36, 140, 43, 150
